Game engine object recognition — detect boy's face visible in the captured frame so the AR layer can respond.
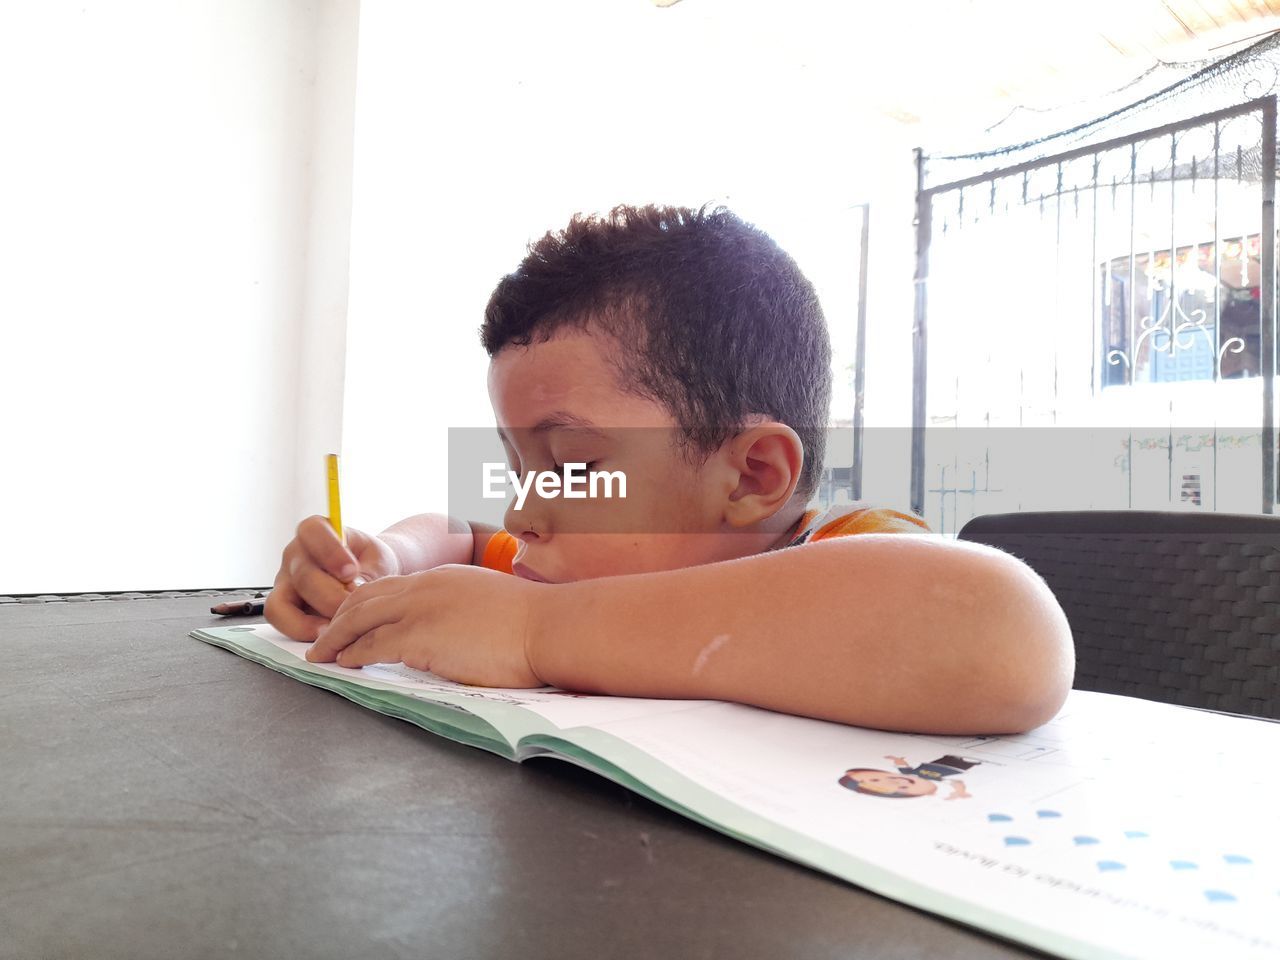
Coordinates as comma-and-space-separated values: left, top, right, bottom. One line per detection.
487, 330, 768, 583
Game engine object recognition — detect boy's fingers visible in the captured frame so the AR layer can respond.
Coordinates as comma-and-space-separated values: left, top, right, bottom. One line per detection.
296, 515, 360, 582
331, 574, 406, 616
292, 563, 352, 620
307, 595, 401, 663
335, 626, 403, 669
264, 582, 330, 642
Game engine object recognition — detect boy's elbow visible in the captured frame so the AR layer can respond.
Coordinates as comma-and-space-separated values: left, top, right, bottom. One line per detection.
972, 546, 1075, 733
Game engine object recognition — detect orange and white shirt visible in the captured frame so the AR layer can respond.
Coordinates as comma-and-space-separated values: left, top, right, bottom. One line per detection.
781, 502, 930, 545
477, 502, 928, 575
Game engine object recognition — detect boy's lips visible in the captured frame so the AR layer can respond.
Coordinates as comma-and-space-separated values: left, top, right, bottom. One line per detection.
512, 562, 552, 583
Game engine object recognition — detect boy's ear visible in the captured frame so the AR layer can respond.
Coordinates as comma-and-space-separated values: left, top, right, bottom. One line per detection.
720, 421, 804, 527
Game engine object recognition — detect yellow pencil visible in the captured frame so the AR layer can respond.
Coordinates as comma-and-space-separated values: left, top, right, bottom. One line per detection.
326, 453, 344, 543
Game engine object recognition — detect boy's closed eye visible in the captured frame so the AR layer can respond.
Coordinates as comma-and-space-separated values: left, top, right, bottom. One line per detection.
555, 460, 601, 474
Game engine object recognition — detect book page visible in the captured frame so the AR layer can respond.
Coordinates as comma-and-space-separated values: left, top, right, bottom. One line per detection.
222, 627, 721, 742
253, 625, 716, 728
198, 624, 1279, 960
571, 692, 1279, 960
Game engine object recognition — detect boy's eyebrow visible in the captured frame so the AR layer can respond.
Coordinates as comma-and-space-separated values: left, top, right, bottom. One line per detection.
496, 412, 609, 444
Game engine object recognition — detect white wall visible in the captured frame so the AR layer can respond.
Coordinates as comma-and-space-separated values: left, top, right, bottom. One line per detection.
2, 0, 929, 592
293, 0, 361, 531
0, 0, 354, 593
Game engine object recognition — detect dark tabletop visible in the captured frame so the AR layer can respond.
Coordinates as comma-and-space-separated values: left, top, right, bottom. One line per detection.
1, 594, 1041, 960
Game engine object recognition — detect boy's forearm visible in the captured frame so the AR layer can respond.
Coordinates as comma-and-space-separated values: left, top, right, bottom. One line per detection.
527, 537, 1074, 734
376, 514, 475, 574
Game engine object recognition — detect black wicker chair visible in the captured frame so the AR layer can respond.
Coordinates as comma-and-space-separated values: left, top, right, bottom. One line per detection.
957, 511, 1280, 719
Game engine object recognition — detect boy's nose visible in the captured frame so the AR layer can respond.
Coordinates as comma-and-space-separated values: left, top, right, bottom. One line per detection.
504, 501, 549, 544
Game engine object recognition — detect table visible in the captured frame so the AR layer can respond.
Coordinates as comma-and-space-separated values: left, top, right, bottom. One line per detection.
3, 593, 1037, 960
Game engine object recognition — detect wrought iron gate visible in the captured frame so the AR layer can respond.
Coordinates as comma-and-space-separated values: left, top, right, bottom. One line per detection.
912, 97, 1278, 532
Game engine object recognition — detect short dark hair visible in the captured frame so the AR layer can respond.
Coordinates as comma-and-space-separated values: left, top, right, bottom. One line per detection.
480, 204, 832, 498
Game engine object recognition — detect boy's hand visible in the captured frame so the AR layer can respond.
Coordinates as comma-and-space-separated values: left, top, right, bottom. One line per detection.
265, 516, 401, 641
304, 565, 543, 688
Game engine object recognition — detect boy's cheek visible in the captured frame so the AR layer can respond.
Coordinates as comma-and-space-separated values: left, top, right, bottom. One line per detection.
545, 538, 643, 582
556, 542, 618, 581
580, 537, 692, 580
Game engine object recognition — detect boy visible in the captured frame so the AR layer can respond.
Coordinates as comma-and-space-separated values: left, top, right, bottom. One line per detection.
267, 205, 1072, 734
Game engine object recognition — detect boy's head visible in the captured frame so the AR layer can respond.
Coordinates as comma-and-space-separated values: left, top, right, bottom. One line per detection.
480, 204, 832, 583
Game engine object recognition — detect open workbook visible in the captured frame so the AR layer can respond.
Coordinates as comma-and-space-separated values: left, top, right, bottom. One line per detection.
193, 623, 1278, 960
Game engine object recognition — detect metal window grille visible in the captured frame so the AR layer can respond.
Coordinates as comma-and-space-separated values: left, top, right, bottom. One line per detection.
912, 97, 1279, 533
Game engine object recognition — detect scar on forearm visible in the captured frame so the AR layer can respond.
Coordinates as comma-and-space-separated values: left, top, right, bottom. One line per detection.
691, 633, 730, 676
